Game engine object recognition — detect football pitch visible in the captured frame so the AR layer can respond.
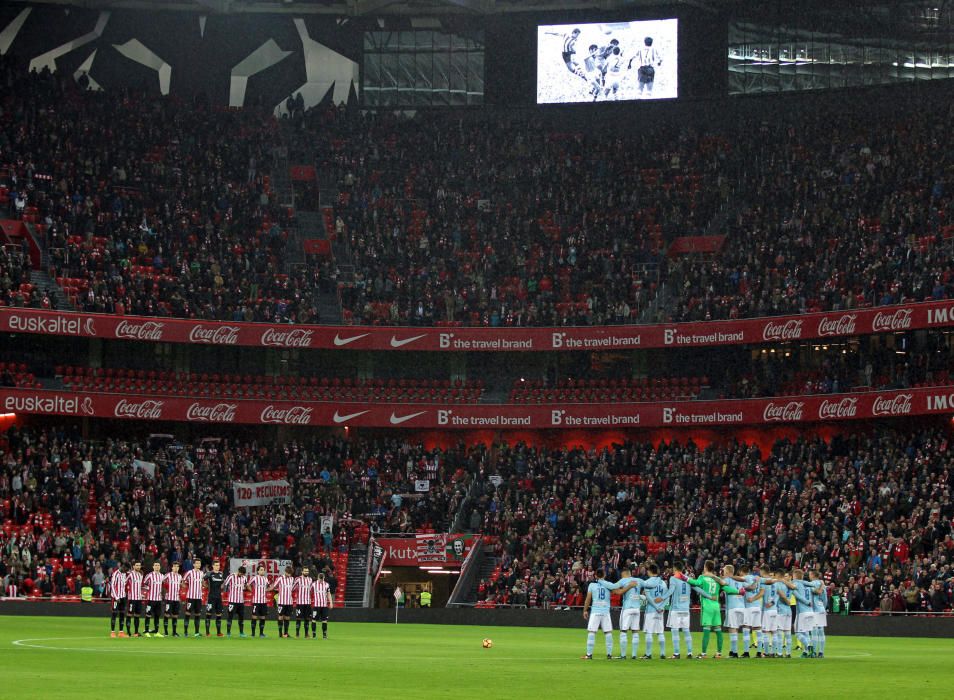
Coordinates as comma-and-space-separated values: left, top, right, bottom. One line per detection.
1, 616, 952, 699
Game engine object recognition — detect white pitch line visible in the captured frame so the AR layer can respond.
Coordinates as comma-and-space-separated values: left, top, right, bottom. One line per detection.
11, 636, 871, 660
10, 637, 565, 660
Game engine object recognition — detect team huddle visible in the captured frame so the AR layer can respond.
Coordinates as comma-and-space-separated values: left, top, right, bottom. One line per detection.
107, 560, 333, 640
583, 560, 829, 660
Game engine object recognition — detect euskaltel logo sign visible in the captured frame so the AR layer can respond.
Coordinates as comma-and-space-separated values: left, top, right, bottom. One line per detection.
871, 308, 913, 332
188, 325, 240, 345
113, 399, 164, 419
817, 397, 859, 420
871, 394, 913, 416
115, 320, 165, 341
7, 314, 96, 336
186, 402, 238, 422
816, 314, 857, 337
761, 319, 803, 342
3, 394, 80, 414
762, 401, 804, 422
260, 328, 314, 348
259, 405, 313, 425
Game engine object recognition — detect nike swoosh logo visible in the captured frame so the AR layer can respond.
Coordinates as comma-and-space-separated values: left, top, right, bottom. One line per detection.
389, 411, 426, 425
333, 333, 370, 346
333, 410, 369, 424
389, 334, 426, 348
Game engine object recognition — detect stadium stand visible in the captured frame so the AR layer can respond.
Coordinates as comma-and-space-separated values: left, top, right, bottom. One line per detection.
468, 430, 954, 612
0, 428, 473, 599
2, 50, 952, 327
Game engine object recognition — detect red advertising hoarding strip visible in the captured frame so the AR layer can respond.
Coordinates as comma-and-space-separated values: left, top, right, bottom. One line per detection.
0, 302, 952, 352
0, 386, 947, 428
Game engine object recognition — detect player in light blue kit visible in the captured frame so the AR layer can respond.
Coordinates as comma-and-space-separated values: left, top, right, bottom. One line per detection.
759, 569, 780, 657
721, 564, 747, 658
640, 563, 667, 659
609, 564, 644, 659
791, 569, 816, 657
808, 570, 828, 658
657, 559, 694, 659
774, 573, 796, 657
582, 568, 616, 660
737, 564, 763, 657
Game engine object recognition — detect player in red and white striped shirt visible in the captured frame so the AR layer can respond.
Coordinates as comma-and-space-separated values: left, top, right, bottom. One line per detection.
223, 567, 248, 637
162, 562, 183, 637
125, 561, 144, 637
248, 564, 270, 638
269, 565, 296, 638
182, 559, 205, 637
109, 564, 128, 638
143, 562, 165, 636
311, 572, 333, 639
293, 567, 313, 638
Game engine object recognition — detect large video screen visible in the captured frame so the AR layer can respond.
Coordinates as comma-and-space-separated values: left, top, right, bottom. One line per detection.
537, 19, 678, 103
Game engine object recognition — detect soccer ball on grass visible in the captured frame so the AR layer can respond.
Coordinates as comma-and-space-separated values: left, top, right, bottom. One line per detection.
482, 638, 493, 648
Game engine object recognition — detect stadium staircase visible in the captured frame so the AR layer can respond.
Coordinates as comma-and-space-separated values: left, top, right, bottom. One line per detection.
343, 545, 367, 608
448, 543, 498, 607
29, 269, 73, 311
18, 219, 73, 310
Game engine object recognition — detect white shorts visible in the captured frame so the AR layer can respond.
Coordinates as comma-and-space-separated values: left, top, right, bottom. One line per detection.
796, 612, 815, 634
587, 611, 613, 633
762, 611, 778, 632
643, 611, 664, 635
813, 612, 827, 628
725, 608, 746, 629
619, 608, 641, 632
667, 610, 690, 630
744, 608, 762, 628
775, 614, 792, 633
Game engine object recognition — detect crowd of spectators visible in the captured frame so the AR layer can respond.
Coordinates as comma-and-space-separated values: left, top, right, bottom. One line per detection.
0, 54, 321, 323
665, 93, 954, 322
1, 419, 952, 613
0, 241, 39, 309
313, 107, 697, 326
314, 88, 954, 326
0, 426, 473, 597
3, 54, 954, 327
468, 428, 954, 612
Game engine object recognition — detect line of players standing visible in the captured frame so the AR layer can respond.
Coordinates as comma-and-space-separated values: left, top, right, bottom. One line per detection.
582, 560, 829, 660
107, 559, 333, 640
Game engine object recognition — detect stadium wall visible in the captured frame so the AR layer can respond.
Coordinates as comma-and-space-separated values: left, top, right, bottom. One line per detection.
0, 3, 725, 109
3, 603, 953, 638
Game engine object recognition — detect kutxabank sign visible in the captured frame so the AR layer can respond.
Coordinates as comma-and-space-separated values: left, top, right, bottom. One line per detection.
1, 302, 951, 352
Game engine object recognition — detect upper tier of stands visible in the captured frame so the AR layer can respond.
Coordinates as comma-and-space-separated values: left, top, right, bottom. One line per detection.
2, 54, 953, 328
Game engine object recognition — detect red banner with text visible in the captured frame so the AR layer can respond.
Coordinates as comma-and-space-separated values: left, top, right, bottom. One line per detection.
375, 535, 476, 567
1, 302, 952, 352
0, 386, 950, 428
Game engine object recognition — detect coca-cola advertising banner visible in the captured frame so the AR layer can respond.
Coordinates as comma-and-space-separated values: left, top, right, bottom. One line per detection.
232, 480, 292, 507
0, 386, 949, 428
1, 301, 952, 352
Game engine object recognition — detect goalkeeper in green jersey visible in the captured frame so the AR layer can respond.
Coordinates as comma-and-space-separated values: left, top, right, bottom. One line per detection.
687, 559, 742, 659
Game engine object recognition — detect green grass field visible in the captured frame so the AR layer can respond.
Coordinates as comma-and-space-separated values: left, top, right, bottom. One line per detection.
1, 616, 952, 699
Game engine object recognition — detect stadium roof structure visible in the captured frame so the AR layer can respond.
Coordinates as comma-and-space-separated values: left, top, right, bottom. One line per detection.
12, 0, 954, 34
2, 1, 918, 16
19, 0, 720, 14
